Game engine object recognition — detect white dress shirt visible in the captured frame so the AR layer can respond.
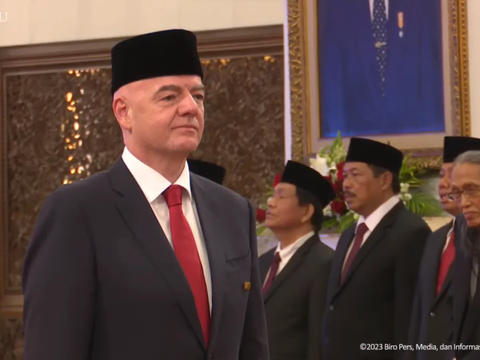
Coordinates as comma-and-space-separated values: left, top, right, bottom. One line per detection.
122, 147, 212, 311
443, 216, 455, 253
369, 0, 389, 20
263, 231, 315, 286
342, 195, 400, 271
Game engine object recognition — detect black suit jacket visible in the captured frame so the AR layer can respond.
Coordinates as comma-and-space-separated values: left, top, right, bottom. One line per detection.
259, 236, 334, 360
449, 215, 480, 360
406, 221, 456, 360
322, 202, 431, 360
22, 158, 269, 360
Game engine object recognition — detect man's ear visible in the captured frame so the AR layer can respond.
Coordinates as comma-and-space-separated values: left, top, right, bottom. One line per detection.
112, 96, 132, 131
381, 171, 393, 191
301, 204, 315, 224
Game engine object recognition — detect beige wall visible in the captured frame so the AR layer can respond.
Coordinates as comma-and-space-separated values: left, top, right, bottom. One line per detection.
0, 0, 283, 46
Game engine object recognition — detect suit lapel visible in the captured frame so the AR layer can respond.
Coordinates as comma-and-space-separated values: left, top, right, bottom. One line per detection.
190, 175, 229, 348
460, 256, 480, 344
451, 248, 471, 344
264, 237, 318, 302
327, 227, 355, 303
342, 203, 402, 285
331, 203, 403, 300
108, 159, 206, 349
429, 224, 451, 309
259, 249, 275, 284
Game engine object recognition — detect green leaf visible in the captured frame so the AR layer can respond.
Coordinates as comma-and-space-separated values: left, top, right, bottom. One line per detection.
256, 224, 267, 236
337, 213, 356, 232
405, 193, 443, 216
322, 216, 339, 230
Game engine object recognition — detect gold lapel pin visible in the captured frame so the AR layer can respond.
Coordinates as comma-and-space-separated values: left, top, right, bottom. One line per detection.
243, 281, 251, 290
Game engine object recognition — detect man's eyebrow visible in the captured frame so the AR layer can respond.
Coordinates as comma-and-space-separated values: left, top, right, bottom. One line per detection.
191, 84, 205, 92
151, 84, 182, 99
152, 84, 205, 99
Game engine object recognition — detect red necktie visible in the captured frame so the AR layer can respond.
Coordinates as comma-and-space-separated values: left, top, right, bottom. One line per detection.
436, 230, 455, 295
342, 223, 369, 283
162, 185, 210, 344
263, 252, 281, 295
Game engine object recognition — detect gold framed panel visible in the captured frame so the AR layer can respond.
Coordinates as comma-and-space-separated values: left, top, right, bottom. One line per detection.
287, 0, 470, 170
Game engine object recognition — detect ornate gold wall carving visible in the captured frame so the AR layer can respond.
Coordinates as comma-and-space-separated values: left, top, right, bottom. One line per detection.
0, 29, 284, 355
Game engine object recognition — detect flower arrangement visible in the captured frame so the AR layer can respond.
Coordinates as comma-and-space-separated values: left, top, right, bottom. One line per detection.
310, 131, 442, 232
256, 132, 442, 235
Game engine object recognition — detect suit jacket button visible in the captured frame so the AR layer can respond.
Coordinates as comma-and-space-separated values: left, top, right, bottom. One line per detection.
329, 305, 334, 310
430, 312, 435, 317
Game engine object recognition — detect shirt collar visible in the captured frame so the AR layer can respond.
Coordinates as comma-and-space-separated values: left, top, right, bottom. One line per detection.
356, 195, 400, 232
121, 147, 192, 203
275, 230, 315, 258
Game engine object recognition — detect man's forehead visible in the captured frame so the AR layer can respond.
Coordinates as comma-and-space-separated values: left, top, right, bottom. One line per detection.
149, 75, 203, 87
344, 162, 368, 170
275, 183, 296, 191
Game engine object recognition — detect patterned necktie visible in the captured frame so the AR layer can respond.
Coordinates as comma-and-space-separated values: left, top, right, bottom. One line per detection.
263, 252, 281, 295
342, 223, 369, 283
436, 230, 455, 295
162, 185, 210, 345
372, 0, 388, 95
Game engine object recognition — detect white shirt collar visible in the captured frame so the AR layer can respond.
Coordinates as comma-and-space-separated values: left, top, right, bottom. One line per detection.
121, 147, 192, 203
275, 230, 315, 259
356, 195, 400, 233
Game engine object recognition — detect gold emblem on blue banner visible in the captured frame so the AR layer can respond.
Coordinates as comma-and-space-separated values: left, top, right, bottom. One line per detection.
398, 12, 404, 38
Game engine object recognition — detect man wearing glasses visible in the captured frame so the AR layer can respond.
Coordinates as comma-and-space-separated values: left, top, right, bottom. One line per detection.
448, 150, 480, 360
407, 136, 480, 360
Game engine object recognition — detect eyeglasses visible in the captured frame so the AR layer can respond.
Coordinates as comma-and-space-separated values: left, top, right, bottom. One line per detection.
448, 186, 480, 202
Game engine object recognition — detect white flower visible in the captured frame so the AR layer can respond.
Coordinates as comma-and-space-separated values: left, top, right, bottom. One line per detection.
323, 204, 333, 217
309, 154, 330, 176
401, 193, 412, 201
400, 182, 410, 193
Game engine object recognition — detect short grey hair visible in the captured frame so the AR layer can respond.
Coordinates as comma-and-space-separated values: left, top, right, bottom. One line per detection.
454, 150, 480, 167
454, 150, 480, 261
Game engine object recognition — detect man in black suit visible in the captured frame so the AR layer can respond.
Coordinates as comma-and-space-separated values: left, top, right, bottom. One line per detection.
407, 137, 480, 360
22, 29, 269, 360
259, 161, 335, 360
322, 138, 431, 360
188, 159, 226, 185
448, 151, 480, 360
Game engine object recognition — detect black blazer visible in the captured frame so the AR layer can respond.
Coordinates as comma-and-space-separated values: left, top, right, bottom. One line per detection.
22, 158, 269, 360
449, 215, 480, 360
406, 221, 456, 360
322, 202, 431, 360
259, 236, 334, 360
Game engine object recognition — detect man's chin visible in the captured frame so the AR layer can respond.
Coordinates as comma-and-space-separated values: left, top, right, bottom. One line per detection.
171, 139, 200, 154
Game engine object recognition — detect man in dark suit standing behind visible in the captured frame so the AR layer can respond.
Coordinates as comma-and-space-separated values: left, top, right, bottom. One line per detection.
406, 136, 480, 360
22, 29, 269, 360
188, 159, 226, 185
322, 138, 431, 360
259, 161, 335, 360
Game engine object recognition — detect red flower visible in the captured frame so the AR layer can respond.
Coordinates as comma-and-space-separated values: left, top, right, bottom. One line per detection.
336, 161, 345, 182
332, 180, 341, 193
273, 173, 282, 187
256, 208, 266, 223
331, 200, 347, 215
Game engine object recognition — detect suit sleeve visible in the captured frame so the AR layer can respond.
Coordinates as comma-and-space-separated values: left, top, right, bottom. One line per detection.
22, 189, 95, 360
239, 199, 269, 360
308, 258, 332, 360
394, 222, 431, 358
